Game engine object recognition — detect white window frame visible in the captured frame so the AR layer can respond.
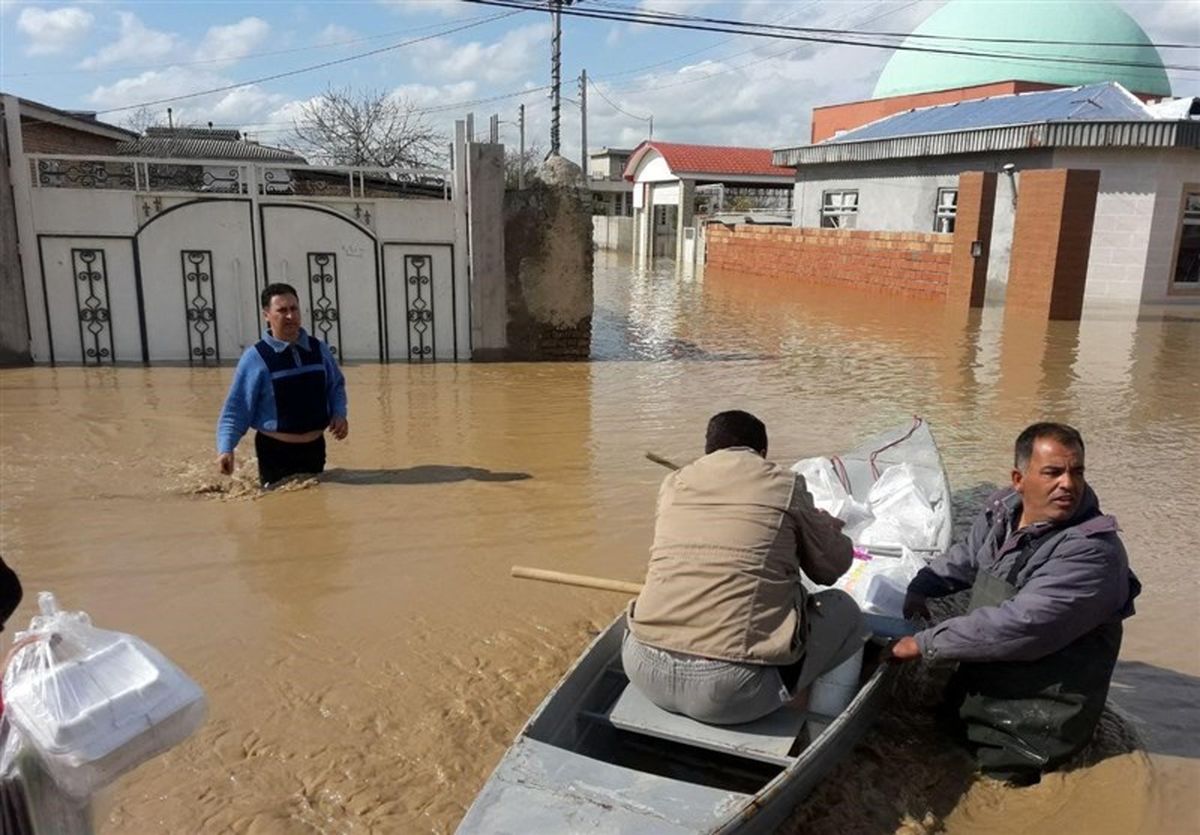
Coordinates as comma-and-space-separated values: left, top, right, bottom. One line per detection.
1172, 190, 1200, 285
933, 187, 958, 234
820, 189, 858, 229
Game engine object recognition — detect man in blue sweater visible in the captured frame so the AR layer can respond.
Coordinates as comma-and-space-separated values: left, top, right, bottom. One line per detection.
216, 283, 348, 487
890, 423, 1138, 785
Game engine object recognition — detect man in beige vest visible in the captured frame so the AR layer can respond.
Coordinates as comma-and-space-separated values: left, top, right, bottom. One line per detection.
623, 411, 867, 725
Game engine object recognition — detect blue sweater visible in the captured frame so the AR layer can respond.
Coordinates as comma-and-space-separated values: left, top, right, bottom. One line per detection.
216, 329, 347, 454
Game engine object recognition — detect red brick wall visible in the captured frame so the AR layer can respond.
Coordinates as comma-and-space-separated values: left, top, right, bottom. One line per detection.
1007, 169, 1101, 320
705, 225, 953, 299
21, 119, 126, 155
947, 171, 997, 309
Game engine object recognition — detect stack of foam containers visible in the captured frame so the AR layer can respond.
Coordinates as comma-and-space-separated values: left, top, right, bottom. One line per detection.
4, 632, 207, 799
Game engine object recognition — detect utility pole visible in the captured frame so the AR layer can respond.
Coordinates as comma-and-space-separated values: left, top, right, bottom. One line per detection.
550, 1, 563, 155
518, 103, 526, 190
579, 68, 588, 176
648, 114, 653, 139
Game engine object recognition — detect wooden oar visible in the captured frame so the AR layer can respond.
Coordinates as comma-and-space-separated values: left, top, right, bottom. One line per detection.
644, 451, 681, 470
511, 565, 643, 595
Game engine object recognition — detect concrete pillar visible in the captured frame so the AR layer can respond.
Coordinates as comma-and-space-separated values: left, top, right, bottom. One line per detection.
496, 155, 593, 360
1006, 169, 1101, 320
675, 178, 695, 263
0, 96, 33, 365
947, 171, 997, 309
467, 141, 508, 356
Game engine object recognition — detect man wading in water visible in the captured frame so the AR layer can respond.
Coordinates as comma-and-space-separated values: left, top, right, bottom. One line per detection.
889, 423, 1139, 785
216, 283, 348, 487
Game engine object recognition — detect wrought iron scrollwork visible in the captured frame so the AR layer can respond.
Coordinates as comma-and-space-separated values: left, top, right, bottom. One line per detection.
181, 250, 219, 365
404, 254, 435, 361
37, 158, 134, 190
306, 252, 341, 354
72, 249, 114, 364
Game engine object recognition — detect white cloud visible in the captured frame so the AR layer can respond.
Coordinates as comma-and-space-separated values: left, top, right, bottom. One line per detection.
411, 22, 550, 84
195, 17, 271, 64
638, 0, 712, 12
315, 23, 358, 47
17, 5, 93, 55
78, 12, 179, 70
378, 0, 468, 16
88, 66, 284, 126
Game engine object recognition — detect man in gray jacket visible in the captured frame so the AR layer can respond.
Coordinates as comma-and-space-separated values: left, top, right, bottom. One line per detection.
891, 422, 1139, 784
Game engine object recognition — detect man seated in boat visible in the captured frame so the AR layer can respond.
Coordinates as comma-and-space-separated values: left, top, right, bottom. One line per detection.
892, 422, 1139, 785
622, 410, 869, 725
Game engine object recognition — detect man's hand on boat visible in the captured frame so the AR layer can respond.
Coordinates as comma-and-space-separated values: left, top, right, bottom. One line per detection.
886, 636, 921, 662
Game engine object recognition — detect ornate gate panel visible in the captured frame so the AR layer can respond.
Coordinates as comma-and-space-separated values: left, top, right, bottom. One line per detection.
37, 237, 141, 364
382, 243, 457, 362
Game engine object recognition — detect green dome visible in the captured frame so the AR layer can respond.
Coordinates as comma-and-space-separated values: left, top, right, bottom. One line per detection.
873, 0, 1171, 98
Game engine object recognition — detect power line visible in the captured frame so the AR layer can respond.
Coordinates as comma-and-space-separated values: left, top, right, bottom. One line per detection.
0, 11, 504, 79
569, 0, 1198, 49
588, 78, 651, 122
460, 0, 1199, 74
92, 9, 526, 116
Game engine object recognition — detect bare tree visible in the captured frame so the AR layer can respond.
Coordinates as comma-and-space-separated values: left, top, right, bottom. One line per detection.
290, 86, 445, 169
120, 106, 167, 135
505, 141, 544, 189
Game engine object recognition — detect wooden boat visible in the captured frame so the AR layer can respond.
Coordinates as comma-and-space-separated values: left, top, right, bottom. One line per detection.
457, 418, 951, 834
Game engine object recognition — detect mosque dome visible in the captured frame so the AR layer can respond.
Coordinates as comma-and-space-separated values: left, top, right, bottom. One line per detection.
872, 0, 1171, 99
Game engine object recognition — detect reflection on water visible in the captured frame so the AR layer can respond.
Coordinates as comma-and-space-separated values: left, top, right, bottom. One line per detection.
0, 252, 1197, 834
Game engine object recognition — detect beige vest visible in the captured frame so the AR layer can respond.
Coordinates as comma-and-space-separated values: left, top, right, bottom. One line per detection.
628, 448, 853, 665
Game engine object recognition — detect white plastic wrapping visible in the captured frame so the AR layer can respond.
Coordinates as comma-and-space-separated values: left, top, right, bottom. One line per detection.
792, 457, 875, 537
826, 548, 926, 618
2, 593, 207, 800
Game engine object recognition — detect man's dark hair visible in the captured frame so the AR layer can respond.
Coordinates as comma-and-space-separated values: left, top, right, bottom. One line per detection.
1014, 422, 1085, 470
705, 410, 768, 455
261, 282, 299, 309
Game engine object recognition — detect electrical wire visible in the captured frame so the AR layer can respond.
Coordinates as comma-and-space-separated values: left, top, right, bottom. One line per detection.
0, 11, 505, 79
92, 8, 526, 115
460, 0, 1199, 74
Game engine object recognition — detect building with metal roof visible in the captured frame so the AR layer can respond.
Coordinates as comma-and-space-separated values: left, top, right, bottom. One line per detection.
114, 127, 306, 163
766, 76, 1199, 306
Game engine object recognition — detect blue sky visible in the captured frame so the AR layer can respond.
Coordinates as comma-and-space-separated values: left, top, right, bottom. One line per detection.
1, 0, 1195, 160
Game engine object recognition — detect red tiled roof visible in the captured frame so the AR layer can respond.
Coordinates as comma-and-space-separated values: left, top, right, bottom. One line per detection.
623, 140, 793, 180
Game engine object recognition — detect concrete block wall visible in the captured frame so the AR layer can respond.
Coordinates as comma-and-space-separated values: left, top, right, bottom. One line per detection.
705, 224, 953, 299
1007, 169, 1101, 319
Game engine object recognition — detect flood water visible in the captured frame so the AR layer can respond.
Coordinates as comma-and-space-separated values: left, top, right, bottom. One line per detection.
1, 251, 1197, 833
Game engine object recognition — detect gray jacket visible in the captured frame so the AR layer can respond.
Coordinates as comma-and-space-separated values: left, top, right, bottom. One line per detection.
909, 486, 1139, 663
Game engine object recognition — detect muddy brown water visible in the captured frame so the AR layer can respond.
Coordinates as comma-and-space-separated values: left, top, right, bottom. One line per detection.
1, 252, 1197, 833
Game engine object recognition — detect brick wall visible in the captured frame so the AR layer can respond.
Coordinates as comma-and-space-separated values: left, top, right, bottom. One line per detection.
1007, 169, 1101, 320
21, 120, 125, 155
705, 224, 954, 299
947, 171, 997, 309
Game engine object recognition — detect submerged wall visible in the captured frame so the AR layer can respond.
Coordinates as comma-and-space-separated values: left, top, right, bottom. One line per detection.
706, 224, 954, 299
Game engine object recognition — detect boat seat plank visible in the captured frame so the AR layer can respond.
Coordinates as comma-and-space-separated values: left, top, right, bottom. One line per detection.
604, 684, 805, 766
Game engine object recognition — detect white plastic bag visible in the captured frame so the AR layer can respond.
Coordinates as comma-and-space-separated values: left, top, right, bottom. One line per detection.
0, 720, 92, 834
3, 593, 207, 800
793, 457, 875, 534
860, 463, 939, 550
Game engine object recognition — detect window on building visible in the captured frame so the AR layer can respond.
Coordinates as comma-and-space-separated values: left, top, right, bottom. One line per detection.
820, 190, 858, 228
934, 188, 958, 234
1174, 192, 1200, 284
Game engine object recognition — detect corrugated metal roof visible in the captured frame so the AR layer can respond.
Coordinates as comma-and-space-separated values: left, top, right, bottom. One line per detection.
624, 140, 793, 180
774, 120, 1200, 166
773, 82, 1200, 166
114, 136, 305, 162
826, 82, 1149, 144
